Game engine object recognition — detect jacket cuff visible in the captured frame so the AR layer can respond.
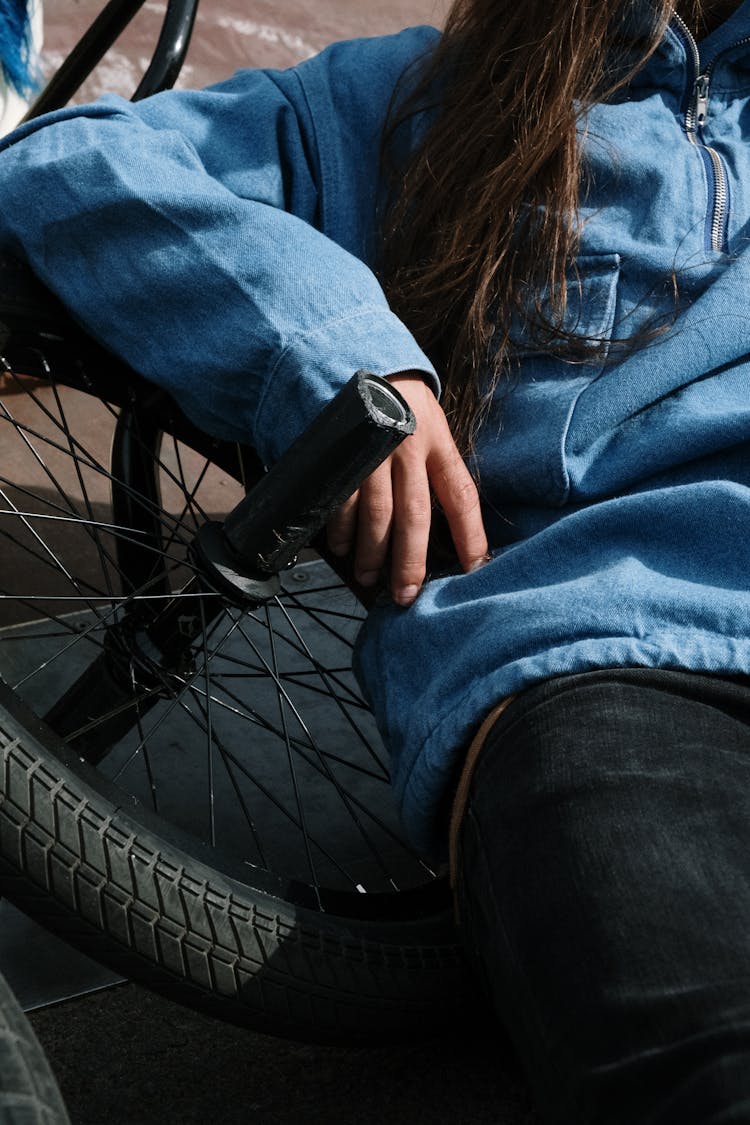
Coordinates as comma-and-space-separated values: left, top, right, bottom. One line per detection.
253, 306, 440, 464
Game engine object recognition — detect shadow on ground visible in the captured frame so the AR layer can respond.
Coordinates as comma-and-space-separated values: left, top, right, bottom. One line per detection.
29, 983, 538, 1125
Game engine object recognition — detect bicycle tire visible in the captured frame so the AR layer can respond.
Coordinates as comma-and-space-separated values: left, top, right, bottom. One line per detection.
0, 269, 474, 1043
0, 970, 71, 1125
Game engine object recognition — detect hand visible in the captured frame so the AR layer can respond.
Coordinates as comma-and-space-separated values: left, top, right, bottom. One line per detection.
326, 372, 489, 606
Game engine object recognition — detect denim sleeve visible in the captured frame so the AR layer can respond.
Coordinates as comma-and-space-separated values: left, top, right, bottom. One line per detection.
0, 52, 437, 463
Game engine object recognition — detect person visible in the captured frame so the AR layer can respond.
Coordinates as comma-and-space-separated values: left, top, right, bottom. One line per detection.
1, 0, 750, 1119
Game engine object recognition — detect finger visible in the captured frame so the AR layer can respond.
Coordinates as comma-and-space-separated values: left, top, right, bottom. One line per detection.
354, 461, 394, 586
389, 453, 432, 606
327, 489, 359, 557
428, 443, 489, 572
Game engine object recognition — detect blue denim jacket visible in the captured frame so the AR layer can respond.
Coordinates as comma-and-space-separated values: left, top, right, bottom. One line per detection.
3, 9, 750, 854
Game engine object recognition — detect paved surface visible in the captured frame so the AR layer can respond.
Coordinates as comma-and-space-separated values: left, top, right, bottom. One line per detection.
12, 2, 540, 1122
41, 0, 451, 98
29, 984, 536, 1125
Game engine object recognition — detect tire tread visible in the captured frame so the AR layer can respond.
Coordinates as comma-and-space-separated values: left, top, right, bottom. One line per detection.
0, 973, 70, 1125
0, 716, 470, 1043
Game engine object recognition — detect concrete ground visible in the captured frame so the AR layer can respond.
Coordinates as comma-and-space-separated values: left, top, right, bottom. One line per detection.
41, 0, 452, 99
29, 984, 537, 1125
7, 2, 540, 1122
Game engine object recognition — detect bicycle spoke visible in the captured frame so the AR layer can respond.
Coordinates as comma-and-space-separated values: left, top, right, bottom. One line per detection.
197, 645, 370, 710
273, 596, 389, 777
129, 659, 160, 814
283, 593, 358, 650
266, 602, 321, 901
228, 609, 399, 884
109, 613, 247, 782
177, 684, 366, 887
3, 383, 121, 600
7, 564, 216, 693
190, 691, 268, 867
0, 358, 436, 896
0, 392, 199, 554
200, 596, 218, 847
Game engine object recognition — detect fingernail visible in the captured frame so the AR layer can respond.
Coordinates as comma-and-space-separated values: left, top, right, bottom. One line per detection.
468, 553, 492, 573
394, 585, 419, 606
356, 570, 380, 587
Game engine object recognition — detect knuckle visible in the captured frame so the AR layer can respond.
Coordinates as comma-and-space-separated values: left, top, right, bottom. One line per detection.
361, 494, 394, 525
329, 492, 358, 522
444, 472, 480, 513
330, 502, 353, 526
357, 550, 387, 573
397, 561, 427, 585
400, 499, 432, 528
399, 433, 424, 460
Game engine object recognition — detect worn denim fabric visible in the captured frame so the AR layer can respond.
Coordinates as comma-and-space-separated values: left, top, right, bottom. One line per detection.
455, 667, 750, 1125
3, 9, 750, 851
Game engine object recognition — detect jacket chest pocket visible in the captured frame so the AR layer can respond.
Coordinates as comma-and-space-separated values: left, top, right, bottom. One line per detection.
474, 252, 621, 509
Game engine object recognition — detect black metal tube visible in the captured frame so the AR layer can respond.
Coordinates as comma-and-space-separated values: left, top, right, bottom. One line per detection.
222, 371, 415, 575
111, 401, 171, 604
22, 0, 198, 121
23, 0, 147, 120
132, 0, 199, 101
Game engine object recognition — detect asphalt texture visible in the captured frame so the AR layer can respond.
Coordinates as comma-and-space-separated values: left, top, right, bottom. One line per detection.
28, 984, 537, 1125
13, 2, 539, 1122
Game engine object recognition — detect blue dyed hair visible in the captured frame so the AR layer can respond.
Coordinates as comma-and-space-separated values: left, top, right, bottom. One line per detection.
0, 0, 37, 97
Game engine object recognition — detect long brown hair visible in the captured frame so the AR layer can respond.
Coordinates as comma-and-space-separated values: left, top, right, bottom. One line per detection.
380, 0, 677, 454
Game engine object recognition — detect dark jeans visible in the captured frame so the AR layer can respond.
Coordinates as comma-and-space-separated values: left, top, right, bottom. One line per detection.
455, 667, 750, 1125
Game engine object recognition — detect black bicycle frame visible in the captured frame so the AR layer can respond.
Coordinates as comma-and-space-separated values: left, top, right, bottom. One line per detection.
22, 0, 199, 121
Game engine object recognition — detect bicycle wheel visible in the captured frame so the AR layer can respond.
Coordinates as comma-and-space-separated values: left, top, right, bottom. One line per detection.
0, 267, 472, 1043
0, 971, 70, 1125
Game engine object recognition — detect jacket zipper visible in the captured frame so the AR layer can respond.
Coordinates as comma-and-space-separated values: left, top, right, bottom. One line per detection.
672, 15, 747, 253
